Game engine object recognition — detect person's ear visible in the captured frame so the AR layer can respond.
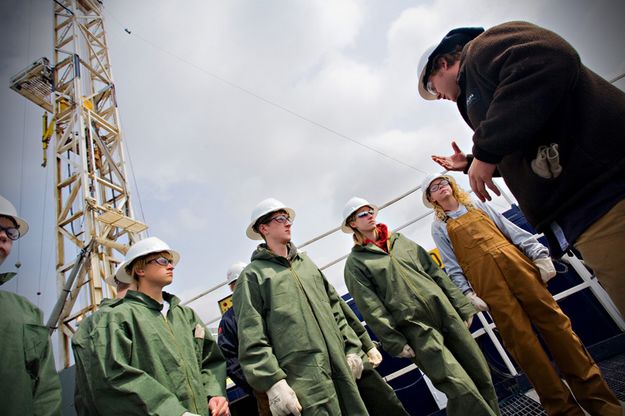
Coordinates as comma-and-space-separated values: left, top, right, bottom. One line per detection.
349, 220, 357, 229
259, 223, 268, 236
136, 268, 145, 278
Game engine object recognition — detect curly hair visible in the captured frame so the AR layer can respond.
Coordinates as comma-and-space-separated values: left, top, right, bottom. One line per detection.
428, 176, 474, 221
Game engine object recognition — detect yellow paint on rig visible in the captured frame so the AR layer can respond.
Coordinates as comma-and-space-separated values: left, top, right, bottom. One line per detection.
83, 98, 94, 111
429, 247, 444, 269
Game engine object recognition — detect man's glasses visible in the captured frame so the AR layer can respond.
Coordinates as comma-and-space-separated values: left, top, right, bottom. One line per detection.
0, 225, 20, 241
269, 215, 292, 225
355, 210, 374, 219
147, 256, 174, 267
428, 179, 450, 193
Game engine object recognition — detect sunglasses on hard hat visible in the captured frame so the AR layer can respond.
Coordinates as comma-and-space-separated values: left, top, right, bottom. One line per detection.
355, 210, 375, 219
0, 225, 20, 241
146, 256, 174, 267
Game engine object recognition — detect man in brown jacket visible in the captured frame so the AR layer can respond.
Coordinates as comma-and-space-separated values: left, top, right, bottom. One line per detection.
418, 21, 625, 321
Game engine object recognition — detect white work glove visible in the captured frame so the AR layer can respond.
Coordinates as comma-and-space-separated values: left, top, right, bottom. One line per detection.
466, 291, 489, 312
182, 413, 201, 416
346, 353, 364, 380
398, 344, 415, 359
366, 347, 383, 368
534, 257, 557, 284
465, 314, 474, 329
267, 379, 302, 416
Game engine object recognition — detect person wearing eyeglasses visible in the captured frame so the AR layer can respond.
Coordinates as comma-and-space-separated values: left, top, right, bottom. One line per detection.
0, 195, 62, 416
417, 22, 625, 321
233, 198, 368, 416
89, 236, 229, 416
422, 174, 622, 416
341, 196, 500, 416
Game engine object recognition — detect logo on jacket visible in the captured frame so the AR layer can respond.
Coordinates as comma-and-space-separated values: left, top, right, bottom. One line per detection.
466, 92, 479, 108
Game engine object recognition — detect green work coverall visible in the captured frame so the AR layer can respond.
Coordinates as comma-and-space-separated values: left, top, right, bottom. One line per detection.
339, 299, 410, 416
90, 290, 227, 416
72, 297, 116, 416
344, 232, 500, 416
233, 243, 369, 415
0, 272, 62, 416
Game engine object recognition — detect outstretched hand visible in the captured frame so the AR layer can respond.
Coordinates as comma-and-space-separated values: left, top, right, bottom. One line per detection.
467, 158, 500, 202
431, 141, 468, 171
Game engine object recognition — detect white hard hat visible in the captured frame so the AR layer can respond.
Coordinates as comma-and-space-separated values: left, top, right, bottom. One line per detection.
421, 173, 454, 208
226, 261, 247, 284
246, 198, 296, 240
0, 195, 29, 237
108, 236, 180, 285
341, 197, 378, 233
417, 45, 438, 101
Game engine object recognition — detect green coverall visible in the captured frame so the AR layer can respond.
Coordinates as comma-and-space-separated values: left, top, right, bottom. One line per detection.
344, 232, 500, 416
90, 290, 227, 416
72, 297, 116, 416
339, 299, 410, 416
233, 243, 369, 415
0, 272, 62, 416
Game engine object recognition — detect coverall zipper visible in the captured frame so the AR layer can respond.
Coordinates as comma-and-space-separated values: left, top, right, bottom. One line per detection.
162, 314, 201, 414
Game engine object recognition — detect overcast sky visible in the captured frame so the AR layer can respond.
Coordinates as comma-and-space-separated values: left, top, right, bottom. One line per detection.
1, 0, 624, 366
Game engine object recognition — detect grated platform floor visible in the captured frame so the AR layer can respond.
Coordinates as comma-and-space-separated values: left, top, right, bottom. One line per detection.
598, 352, 625, 401
499, 393, 546, 416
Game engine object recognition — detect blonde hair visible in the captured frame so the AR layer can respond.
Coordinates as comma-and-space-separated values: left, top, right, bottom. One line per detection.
126, 251, 173, 280
429, 176, 475, 221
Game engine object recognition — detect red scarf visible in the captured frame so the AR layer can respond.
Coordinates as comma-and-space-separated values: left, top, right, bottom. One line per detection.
364, 223, 390, 253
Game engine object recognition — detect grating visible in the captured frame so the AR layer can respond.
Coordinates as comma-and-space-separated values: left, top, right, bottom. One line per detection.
499, 393, 546, 416
598, 353, 625, 401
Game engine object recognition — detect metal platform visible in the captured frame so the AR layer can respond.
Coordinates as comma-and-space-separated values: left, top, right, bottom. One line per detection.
599, 352, 625, 401
499, 393, 546, 416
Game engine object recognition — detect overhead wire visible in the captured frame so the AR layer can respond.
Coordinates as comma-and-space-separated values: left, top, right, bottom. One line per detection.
98, 4, 427, 175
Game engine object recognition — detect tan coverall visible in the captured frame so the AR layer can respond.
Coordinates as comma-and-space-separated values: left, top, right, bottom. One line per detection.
447, 208, 621, 416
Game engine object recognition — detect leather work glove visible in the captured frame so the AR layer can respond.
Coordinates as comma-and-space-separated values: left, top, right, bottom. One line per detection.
398, 344, 415, 359
534, 257, 557, 284
366, 346, 383, 368
346, 353, 364, 380
267, 379, 302, 416
466, 291, 489, 312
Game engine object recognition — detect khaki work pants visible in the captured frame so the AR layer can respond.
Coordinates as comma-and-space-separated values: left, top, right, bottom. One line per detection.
575, 198, 625, 318
447, 209, 621, 416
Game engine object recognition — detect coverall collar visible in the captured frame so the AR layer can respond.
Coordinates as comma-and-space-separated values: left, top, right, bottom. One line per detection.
0, 271, 17, 286
123, 290, 180, 311
252, 241, 299, 265
354, 231, 398, 254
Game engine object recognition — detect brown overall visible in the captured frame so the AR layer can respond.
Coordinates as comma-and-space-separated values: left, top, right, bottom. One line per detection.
446, 208, 621, 416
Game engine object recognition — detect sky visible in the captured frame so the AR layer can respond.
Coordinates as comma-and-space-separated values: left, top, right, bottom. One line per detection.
1, 0, 624, 367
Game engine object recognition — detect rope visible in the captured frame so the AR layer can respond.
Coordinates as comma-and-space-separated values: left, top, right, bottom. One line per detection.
98, 4, 426, 174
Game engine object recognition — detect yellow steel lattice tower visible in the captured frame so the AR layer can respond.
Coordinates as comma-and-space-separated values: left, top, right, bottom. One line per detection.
11, 0, 147, 367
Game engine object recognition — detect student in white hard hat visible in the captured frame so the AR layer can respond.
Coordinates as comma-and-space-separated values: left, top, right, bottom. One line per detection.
218, 261, 270, 416
234, 198, 368, 416
88, 236, 229, 416
0, 194, 62, 416
341, 196, 500, 416
422, 173, 621, 416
